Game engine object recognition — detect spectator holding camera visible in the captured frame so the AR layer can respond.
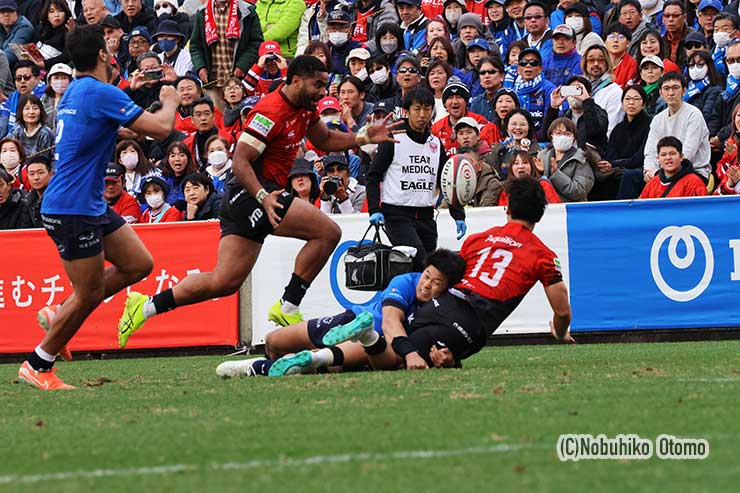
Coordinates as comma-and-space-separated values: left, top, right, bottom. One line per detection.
640, 136, 707, 199
182, 172, 223, 220
0, 167, 31, 230
103, 163, 141, 224
243, 40, 287, 98
319, 153, 367, 214
125, 51, 178, 110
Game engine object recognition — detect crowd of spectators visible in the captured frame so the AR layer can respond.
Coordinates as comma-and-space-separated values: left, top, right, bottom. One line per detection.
2, 0, 740, 231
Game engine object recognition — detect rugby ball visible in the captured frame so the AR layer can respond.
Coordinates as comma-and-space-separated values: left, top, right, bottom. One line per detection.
440, 154, 477, 207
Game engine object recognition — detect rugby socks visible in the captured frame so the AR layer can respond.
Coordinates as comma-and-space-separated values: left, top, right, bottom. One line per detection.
251, 359, 273, 376
27, 345, 56, 372
148, 289, 177, 318
358, 327, 380, 347
281, 273, 310, 313
362, 336, 388, 356
311, 346, 345, 368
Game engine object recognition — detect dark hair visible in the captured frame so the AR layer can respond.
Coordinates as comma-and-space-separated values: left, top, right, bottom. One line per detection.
115, 139, 151, 176
424, 249, 467, 287
523, 1, 547, 15
657, 136, 683, 153
606, 23, 633, 42
162, 141, 197, 177
547, 116, 577, 140
565, 6, 593, 34
286, 55, 328, 85
181, 172, 214, 196
476, 56, 505, 75
618, 0, 642, 14
504, 109, 537, 141
305, 40, 334, 73
688, 50, 722, 87
204, 135, 230, 156
375, 22, 405, 55
16, 93, 47, 127
621, 84, 648, 104
65, 24, 107, 72
136, 50, 160, 68
506, 39, 529, 63
221, 76, 247, 101
402, 86, 435, 109
368, 53, 391, 71
14, 60, 40, 78
564, 75, 592, 94
507, 151, 541, 181
176, 74, 203, 94
0, 168, 12, 184
0, 137, 27, 165
424, 59, 452, 92
636, 28, 667, 63
714, 12, 740, 30
659, 71, 686, 89
662, 0, 685, 13
506, 176, 546, 224
40, 0, 72, 31
395, 54, 422, 73
191, 96, 214, 112
337, 75, 365, 94
27, 154, 52, 170
427, 36, 456, 64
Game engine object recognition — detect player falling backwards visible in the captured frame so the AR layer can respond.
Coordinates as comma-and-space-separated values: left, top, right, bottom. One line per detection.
265, 176, 575, 376
18, 25, 182, 390
117, 56, 401, 347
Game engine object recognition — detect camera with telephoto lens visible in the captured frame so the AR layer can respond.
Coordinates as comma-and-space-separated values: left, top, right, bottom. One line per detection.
324, 176, 342, 196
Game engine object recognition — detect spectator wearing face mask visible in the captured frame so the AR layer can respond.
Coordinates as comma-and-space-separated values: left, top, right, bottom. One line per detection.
0, 167, 31, 230
0, 136, 25, 189
709, 40, 740, 148
324, 6, 362, 76
203, 135, 233, 193
345, 48, 372, 93
711, 12, 738, 77
374, 22, 405, 69
153, 0, 193, 41
442, 0, 466, 41
366, 54, 399, 103
551, 0, 602, 36
41, 63, 71, 132
103, 163, 141, 224
154, 19, 193, 77
139, 175, 183, 223
563, 3, 603, 56
537, 116, 594, 202
115, 139, 155, 196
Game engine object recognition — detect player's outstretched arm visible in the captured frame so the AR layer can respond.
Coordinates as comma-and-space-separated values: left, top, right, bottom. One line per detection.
305, 113, 402, 152
544, 282, 575, 343
381, 305, 428, 370
128, 86, 181, 140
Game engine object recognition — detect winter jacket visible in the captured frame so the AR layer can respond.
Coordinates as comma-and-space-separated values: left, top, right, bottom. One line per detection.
543, 50, 583, 87
686, 84, 721, 124
329, 39, 362, 77
550, 5, 602, 35
8, 124, 55, 162
539, 146, 594, 202
109, 190, 142, 224
542, 98, 609, 157
488, 140, 541, 179
141, 203, 184, 223
190, 2, 263, 75
469, 91, 498, 123
0, 16, 34, 66
640, 159, 707, 199
21, 188, 42, 228
255, 0, 305, 57
33, 23, 70, 71
708, 88, 740, 140
2, 84, 47, 137
0, 188, 32, 230
403, 14, 427, 56
471, 160, 503, 207
604, 110, 651, 170
185, 190, 223, 220
714, 135, 740, 196
356, 0, 399, 52
114, 4, 158, 33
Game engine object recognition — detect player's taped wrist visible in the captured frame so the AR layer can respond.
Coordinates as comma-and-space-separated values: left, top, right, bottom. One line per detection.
391, 336, 417, 358
355, 126, 370, 146
255, 188, 268, 204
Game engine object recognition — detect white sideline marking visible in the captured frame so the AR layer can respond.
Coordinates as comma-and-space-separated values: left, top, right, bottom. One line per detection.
677, 378, 740, 383
0, 443, 536, 485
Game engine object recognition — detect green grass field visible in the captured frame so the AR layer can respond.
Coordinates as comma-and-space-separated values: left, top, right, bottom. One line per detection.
1, 341, 739, 493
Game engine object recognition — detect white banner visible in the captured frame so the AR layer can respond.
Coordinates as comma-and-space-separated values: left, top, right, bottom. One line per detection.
251, 205, 570, 344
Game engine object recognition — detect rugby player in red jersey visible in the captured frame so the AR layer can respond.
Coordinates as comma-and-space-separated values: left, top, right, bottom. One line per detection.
308, 175, 575, 371
118, 56, 401, 346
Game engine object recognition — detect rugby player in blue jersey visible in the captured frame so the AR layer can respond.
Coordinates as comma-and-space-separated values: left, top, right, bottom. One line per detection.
215, 249, 467, 377
17, 25, 181, 391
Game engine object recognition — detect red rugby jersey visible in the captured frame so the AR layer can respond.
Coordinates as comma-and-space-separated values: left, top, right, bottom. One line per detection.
239, 89, 320, 189
456, 221, 563, 330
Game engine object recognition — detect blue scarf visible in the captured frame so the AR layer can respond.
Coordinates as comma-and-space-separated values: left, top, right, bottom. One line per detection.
503, 65, 518, 89
714, 47, 727, 76
684, 77, 710, 101
722, 73, 740, 101
514, 74, 544, 108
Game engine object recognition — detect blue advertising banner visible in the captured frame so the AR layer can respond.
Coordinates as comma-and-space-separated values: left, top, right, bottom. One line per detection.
567, 197, 740, 331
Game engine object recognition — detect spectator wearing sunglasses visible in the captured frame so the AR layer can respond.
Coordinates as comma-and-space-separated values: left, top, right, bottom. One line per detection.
605, 23, 637, 88
512, 47, 556, 138
469, 56, 505, 123
379, 55, 423, 116
0, 60, 46, 139
522, 2, 552, 56
682, 31, 710, 64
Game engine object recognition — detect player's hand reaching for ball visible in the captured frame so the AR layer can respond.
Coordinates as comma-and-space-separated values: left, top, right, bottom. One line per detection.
159, 85, 181, 107
262, 190, 285, 228
405, 352, 429, 370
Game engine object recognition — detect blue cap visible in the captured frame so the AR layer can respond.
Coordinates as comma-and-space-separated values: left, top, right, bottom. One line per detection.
467, 38, 491, 52
698, 0, 722, 12
395, 0, 422, 6
129, 26, 152, 44
327, 7, 353, 23
0, 0, 18, 12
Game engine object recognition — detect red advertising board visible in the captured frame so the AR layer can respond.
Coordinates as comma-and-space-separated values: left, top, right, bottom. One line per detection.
0, 222, 238, 354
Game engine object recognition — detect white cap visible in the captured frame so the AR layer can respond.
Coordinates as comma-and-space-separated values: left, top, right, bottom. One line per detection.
640, 55, 664, 69
454, 116, 480, 133
48, 63, 73, 77
346, 48, 371, 64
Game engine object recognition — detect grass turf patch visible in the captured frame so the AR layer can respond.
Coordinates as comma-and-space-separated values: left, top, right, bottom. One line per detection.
1, 341, 739, 492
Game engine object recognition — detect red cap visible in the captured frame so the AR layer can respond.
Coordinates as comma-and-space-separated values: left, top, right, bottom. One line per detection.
259, 40, 282, 57
317, 97, 341, 114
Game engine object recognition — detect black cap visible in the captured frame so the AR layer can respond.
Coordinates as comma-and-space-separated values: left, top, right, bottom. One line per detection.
287, 158, 316, 179
372, 100, 392, 114
564, 3, 589, 16
139, 175, 170, 196
323, 154, 349, 169
105, 163, 125, 180
518, 47, 543, 63
101, 15, 121, 29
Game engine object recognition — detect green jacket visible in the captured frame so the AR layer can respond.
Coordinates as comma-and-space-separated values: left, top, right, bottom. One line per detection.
255, 0, 305, 57
189, 2, 263, 75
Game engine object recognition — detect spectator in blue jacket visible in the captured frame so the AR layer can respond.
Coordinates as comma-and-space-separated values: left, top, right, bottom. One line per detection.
498, 0, 528, 55
0, 60, 45, 138
550, 0, 602, 35
514, 47, 556, 137
459, 37, 490, 97
543, 24, 583, 86
326, 6, 361, 76
0, 0, 34, 66
396, 0, 426, 55
469, 56, 506, 122
487, 0, 512, 52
